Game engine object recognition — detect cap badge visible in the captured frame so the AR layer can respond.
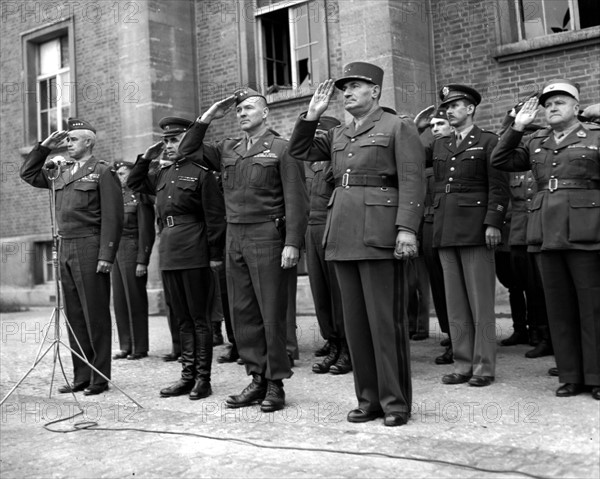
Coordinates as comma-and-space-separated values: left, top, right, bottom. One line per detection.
442, 86, 450, 98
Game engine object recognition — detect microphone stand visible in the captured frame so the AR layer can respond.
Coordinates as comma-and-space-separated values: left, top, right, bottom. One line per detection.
0, 164, 142, 411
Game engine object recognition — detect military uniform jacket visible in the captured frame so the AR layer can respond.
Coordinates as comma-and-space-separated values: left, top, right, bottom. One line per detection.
20, 144, 123, 262
288, 108, 425, 261
491, 123, 600, 252
121, 188, 156, 264
430, 126, 509, 247
307, 161, 334, 225
178, 122, 309, 249
127, 154, 226, 270
508, 170, 537, 246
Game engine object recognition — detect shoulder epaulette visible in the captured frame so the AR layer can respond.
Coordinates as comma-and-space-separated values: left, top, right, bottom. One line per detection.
273, 136, 288, 144
191, 160, 210, 171
581, 121, 600, 130
480, 129, 499, 137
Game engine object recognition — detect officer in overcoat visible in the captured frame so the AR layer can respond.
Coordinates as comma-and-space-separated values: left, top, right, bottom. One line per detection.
431, 85, 509, 388
491, 79, 600, 400
20, 118, 123, 396
128, 117, 226, 400
112, 161, 155, 360
287, 64, 425, 427
177, 89, 308, 412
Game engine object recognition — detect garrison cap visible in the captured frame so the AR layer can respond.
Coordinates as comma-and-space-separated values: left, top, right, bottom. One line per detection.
68, 117, 96, 134
334, 62, 384, 90
317, 116, 341, 131
233, 87, 267, 105
158, 117, 194, 138
539, 79, 580, 105
439, 84, 482, 107
431, 107, 449, 121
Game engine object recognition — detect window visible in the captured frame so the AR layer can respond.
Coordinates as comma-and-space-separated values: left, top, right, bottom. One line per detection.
515, 0, 599, 40
21, 19, 75, 146
256, 0, 328, 101
33, 242, 55, 285
37, 36, 72, 140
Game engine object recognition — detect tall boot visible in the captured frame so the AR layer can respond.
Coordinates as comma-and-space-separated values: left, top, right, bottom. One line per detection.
312, 339, 339, 374
189, 329, 213, 400
160, 331, 195, 397
330, 339, 352, 375
525, 325, 554, 358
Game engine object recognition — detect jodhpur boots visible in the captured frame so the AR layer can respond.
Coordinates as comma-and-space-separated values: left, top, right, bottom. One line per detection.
261, 380, 285, 412
226, 374, 267, 408
330, 340, 352, 375
312, 339, 339, 374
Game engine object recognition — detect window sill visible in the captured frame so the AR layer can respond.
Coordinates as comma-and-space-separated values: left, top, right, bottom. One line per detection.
265, 89, 314, 106
494, 26, 600, 62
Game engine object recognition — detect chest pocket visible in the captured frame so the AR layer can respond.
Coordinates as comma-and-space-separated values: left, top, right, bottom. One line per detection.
530, 149, 548, 179
359, 134, 391, 170
363, 187, 398, 248
458, 154, 486, 180
221, 157, 238, 190
331, 142, 348, 175
567, 149, 600, 178
176, 178, 198, 191
433, 155, 446, 180
73, 181, 98, 210
249, 156, 279, 189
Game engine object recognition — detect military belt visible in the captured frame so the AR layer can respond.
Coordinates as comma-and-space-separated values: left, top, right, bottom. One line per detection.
335, 174, 398, 188
538, 178, 600, 193
163, 214, 200, 228
436, 184, 488, 194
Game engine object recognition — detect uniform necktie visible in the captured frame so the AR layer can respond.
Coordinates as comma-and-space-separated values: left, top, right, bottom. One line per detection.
455, 133, 462, 147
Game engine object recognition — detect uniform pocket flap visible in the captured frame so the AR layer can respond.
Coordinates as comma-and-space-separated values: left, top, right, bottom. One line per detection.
222, 157, 237, 167
364, 188, 398, 206
569, 191, 600, 208
251, 157, 278, 167
360, 135, 390, 147
74, 181, 97, 191
529, 193, 543, 211
332, 142, 347, 152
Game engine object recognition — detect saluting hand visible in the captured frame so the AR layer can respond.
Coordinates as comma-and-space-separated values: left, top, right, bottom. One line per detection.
41, 130, 69, 149
142, 141, 164, 161
306, 79, 335, 121
200, 95, 237, 123
513, 97, 540, 131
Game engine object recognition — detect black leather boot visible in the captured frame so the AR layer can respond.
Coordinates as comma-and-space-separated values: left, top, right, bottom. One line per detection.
226, 374, 267, 408
189, 328, 213, 400
312, 339, 339, 374
314, 341, 330, 357
212, 321, 224, 346
217, 344, 240, 363
261, 380, 285, 412
501, 330, 529, 346
189, 379, 212, 400
330, 339, 352, 375
525, 326, 554, 358
160, 379, 194, 397
435, 345, 454, 364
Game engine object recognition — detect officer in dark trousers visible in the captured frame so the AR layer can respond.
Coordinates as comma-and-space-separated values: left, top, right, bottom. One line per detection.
128, 117, 226, 400
20, 118, 124, 396
492, 79, 600, 400
431, 85, 509, 388
421, 107, 453, 364
112, 161, 155, 360
178, 89, 308, 412
302, 116, 352, 376
288, 64, 425, 427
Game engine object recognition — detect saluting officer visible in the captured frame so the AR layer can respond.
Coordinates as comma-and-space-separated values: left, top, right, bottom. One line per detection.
128, 117, 226, 401
112, 161, 155, 360
491, 79, 600, 400
178, 88, 308, 412
20, 118, 124, 396
431, 85, 509, 388
287, 64, 425, 427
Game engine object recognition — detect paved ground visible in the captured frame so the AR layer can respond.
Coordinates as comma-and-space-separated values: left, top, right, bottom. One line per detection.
1, 304, 598, 479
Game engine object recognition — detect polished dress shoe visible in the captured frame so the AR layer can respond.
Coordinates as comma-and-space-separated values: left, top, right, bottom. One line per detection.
440, 337, 451, 347
113, 350, 130, 360
226, 375, 267, 408
468, 375, 494, 387
556, 383, 583, 397
260, 380, 285, 412
83, 384, 108, 396
347, 408, 384, 423
217, 346, 239, 363
548, 367, 559, 377
592, 387, 600, 400
500, 330, 529, 346
435, 346, 454, 365
160, 379, 194, 397
384, 412, 409, 427
127, 352, 148, 360
314, 341, 330, 357
58, 382, 89, 394
525, 340, 553, 358
442, 373, 471, 384
189, 379, 212, 400
162, 353, 180, 362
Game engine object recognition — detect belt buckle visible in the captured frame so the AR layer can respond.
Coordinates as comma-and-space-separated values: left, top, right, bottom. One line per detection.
341, 173, 349, 188
166, 216, 175, 227
445, 184, 451, 193
548, 178, 558, 192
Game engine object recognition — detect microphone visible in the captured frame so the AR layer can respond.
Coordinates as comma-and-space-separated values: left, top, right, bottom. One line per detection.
44, 156, 73, 169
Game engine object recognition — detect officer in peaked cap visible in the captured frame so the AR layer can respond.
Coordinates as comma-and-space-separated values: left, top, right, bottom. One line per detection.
334, 61, 384, 89
21, 117, 123, 396
538, 78, 579, 105
439, 84, 482, 107
128, 116, 226, 400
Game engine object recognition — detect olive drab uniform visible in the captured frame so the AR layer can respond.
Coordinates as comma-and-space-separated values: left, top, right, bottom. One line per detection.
492, 122, 600, 387
20, 145, 124, 389
112, 188, 155, 357
288, 108, 425, 417
127, 149, 226, 385
178, 122, 308, 382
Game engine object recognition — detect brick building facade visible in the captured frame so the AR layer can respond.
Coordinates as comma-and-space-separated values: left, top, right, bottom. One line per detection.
1, 0, 599, 307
